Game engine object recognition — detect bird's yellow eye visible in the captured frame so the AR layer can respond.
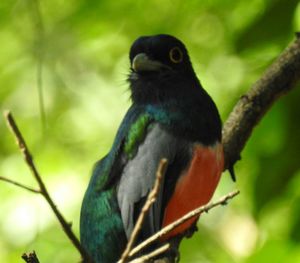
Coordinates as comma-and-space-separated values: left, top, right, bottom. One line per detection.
169, 47, 183, 63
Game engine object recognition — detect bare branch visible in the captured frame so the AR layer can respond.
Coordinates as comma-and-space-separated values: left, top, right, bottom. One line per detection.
223, 35, 300, 171
22, 251, 40, 263
0, 176, 40, 194
3, 111, 91, 262
129, 190, 240, 258
119, 159, 168, 263
128, 243, 170, 263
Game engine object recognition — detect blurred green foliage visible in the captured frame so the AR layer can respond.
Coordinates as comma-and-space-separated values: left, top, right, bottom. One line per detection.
1, 0, 300, 262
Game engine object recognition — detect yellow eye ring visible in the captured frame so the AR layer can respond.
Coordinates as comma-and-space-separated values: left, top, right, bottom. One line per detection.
169, 47, 183, 63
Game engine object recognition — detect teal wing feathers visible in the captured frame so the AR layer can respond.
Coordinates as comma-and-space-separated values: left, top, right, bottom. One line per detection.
80, 105, 152, 262
80, 103, 185, 262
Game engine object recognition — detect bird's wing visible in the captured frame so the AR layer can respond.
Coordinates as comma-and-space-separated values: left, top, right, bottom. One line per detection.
117, 123, 187, 240
90, 105, 189, 241
80, 106, 152, 261
91, 105, 146, 192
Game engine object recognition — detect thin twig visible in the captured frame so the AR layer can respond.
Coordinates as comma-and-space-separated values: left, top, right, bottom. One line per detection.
37, 55, 46, 131
128, 243, 170, 263
3, 111, 91, 261
22, 251, 40, 263
119, 159, 168, 263
129, 190, 240, 258
0, 176, 40, 194
28, 0, 47, 130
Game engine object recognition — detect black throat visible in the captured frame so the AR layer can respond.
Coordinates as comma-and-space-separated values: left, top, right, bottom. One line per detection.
129, 71, 222, 145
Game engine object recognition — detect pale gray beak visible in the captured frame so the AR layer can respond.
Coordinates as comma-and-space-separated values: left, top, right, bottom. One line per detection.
132, 53, 171, 72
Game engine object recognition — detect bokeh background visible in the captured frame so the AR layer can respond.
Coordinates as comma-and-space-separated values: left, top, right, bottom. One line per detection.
1, 0, 300, 262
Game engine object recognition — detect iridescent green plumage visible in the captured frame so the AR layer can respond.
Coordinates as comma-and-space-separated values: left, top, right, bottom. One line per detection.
80, 106, 149, 263
124, 114, 151, 159
80, 104, 175, 262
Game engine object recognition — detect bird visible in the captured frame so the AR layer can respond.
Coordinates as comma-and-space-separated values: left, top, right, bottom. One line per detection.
80, 34, 224, 263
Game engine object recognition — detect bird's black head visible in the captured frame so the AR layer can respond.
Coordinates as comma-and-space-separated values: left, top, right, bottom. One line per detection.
128, 34, 200, 104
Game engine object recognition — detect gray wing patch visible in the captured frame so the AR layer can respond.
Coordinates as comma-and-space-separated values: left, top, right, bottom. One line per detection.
117, 124, 179, 239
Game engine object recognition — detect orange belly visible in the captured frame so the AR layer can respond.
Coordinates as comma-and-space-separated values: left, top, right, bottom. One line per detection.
162, 143, 224, 239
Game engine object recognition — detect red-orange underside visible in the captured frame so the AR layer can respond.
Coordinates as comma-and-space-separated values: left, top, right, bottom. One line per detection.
161, 143, 224, 240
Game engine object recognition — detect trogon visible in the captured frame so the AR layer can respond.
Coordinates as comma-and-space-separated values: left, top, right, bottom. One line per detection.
80, 34, 224, 263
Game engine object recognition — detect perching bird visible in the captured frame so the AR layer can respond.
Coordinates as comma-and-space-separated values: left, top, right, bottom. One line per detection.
80, 34, 224, 263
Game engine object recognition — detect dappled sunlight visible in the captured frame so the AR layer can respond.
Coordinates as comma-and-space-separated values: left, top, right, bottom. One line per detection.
2, 198, 39, 246
221, 213, 258, 258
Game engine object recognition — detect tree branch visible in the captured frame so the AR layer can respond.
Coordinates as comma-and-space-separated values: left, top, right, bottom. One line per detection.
129, 243, 170, 263
223, 34, 300, 171
22, 251, 40, 263
0, 176, 40, 194
128, 190, 240, 259
3, 111, 91, 262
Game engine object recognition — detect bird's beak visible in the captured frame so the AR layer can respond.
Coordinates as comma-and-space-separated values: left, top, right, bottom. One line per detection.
132, 53, 170, 72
